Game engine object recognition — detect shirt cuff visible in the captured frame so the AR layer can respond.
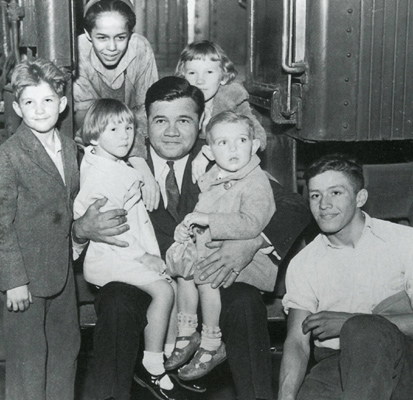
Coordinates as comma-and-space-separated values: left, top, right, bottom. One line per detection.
260, 232, 281, 260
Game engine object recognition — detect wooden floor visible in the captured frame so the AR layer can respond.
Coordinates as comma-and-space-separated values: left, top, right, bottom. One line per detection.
0, 322, 286, 400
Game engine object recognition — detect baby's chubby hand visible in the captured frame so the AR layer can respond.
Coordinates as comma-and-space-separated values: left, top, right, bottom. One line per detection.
174, 222, 191, 243
139, 253, 165, 274
183, 212, 209, 229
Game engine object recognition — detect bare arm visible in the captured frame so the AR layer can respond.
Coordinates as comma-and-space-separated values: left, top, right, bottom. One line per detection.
278, 309, 312, 400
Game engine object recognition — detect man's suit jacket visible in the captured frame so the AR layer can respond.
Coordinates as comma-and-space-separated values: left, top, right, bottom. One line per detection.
0, 123, 79, 297
147, 140, 311, 262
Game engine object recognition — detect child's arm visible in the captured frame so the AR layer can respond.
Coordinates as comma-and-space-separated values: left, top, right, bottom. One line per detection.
174, 222, 192, 243
183, 212, 209, 228
6, 285, 32, 312
0, 150, 30, 295
128, 156, 160, 212
208, 174, 275, 240
191, 145, 212, 184
138, 253, 165, 274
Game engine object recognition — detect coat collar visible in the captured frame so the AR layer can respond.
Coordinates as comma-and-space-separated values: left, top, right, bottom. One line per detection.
16, 122, 71, 188
198, 154, 261, 192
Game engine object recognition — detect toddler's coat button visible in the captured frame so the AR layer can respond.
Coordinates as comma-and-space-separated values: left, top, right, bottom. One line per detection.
224, 182, 232, 190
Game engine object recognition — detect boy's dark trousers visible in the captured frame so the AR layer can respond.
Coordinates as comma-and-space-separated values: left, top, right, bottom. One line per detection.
2, 267, 80, 400
297, 314, 413, 400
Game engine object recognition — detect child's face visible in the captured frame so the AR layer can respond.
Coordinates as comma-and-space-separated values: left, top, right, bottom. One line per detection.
12, 81, 67, 136
183, 58, 225, 103
206, 122, 260, 175
86, 11, 131, 68
92, 119, 134, 161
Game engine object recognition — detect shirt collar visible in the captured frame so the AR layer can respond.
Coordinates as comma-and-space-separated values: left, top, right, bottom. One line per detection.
321, 212, 386, 249
149, 146, 189, 182
198, 154, 261, 192
83, 145, 138, 184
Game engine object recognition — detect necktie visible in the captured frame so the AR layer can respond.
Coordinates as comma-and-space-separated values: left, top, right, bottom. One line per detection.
166, 161, 180, 220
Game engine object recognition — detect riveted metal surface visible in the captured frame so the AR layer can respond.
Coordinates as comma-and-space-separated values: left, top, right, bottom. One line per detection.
247, 0, 413, 142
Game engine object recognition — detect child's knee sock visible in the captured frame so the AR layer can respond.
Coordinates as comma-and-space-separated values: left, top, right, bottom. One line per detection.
176, 312, 198, 349
200, 324, 222, 352
142, 351, 173, 390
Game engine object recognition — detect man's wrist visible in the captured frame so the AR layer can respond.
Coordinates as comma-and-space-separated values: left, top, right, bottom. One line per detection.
72, 220, 88, 245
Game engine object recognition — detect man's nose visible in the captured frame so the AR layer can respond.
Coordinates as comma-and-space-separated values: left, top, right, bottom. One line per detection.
165, 123, 179, 136
319, 195, 332, 209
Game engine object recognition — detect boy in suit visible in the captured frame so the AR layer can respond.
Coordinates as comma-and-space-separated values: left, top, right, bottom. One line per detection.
0, 59, 81, 400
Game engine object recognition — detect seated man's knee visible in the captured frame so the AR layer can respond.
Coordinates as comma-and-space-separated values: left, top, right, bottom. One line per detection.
96, 282, 150, 320
341, 314, 398, 347
220, 283, 266, 322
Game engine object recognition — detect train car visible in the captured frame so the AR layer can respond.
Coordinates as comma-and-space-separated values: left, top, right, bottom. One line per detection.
1, 1, 413, 397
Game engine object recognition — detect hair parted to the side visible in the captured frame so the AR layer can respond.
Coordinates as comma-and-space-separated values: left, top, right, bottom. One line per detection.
205, 111, 255, 144
81, 98, 135, 145
175, 40, 237, 85
84, 0, 136, 34
304, 153, 365, 193
145, 76, 205, 119
11, 58, 69, 101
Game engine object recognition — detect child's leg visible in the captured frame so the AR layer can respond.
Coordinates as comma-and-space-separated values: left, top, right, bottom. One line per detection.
178, 284, 226, 380
138, 279, 174, 389
164, 278, 200, 370
198, 283, 222, 352
164, 279, 178, 358
138, 279, 174, 354
176, 277, 199, 339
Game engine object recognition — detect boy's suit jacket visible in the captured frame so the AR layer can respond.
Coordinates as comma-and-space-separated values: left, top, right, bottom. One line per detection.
0, 123, 79, 297
147, 140, 311, 261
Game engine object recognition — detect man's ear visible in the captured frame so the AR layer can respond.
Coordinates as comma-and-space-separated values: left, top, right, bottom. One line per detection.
89, 138, 99, 146
84, 29, 92, 41
12, 101, 23, 118
251, 139, 260, 155
59, 96, 68, 114
356, 188, 368, 208
203, 145, 215, 161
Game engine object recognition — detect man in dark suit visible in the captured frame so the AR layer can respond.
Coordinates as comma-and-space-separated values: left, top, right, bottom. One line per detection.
73, 77, 311, 400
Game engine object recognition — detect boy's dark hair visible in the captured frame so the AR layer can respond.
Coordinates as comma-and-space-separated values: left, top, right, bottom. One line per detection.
84, 0, 136, 34
145, 76, 205, 119
175, 40, 237, 85
82, 98, 134, 144
11, 58, 68, 101
205, 111, 255, 144
304, 153, 364, 193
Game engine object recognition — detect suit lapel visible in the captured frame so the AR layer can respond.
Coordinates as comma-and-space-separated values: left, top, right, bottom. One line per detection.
17, 124, 66, 188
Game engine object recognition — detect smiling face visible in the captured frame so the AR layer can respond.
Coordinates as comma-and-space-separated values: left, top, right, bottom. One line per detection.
13, 81, 67, 136
92, 119, 134, 161
183, 58, 225, 103
206, 121, 259, 176
147, 97, 200, 161
86, 11, 131, 68
308, 170, 367, 245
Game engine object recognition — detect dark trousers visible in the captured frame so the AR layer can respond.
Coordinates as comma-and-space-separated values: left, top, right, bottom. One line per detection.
297, 315, 413, 400
88, 281, 273, 400
3, 268, 80, 400
220, 282, 273, 400
88, 282, 151, 400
